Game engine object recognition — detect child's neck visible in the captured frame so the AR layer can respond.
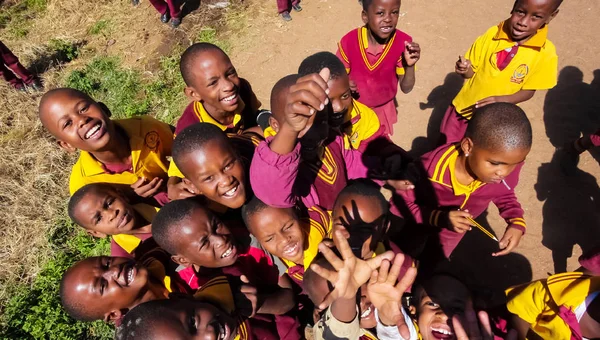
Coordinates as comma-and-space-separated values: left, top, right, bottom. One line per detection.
130, 212, 151, 234
142, 276, 171, 303
203, 103, 236, 126
92, 126, 131, 165
366, 26, 391, 47
455, 154, 477, 186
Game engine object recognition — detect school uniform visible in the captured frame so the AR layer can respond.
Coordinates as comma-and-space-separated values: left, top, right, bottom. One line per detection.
109, 203, 159, 258
342, 99, 385, 152
337, 27, 413, 136
168, 79, 261, 178
441, 21, 558, 143
250, 133, 373, 211
591, 129, 600, 147
0, 40, 35, 87
139, 244, 193, 295
397, 143, 526, 258
276, 0, 299, 14
506, 272, 600, 340
69, 116, 173, 204
148, 0, 181, 21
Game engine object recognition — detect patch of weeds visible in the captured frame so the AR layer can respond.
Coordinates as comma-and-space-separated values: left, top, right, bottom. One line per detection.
196, 27, 231, 53
145, 52, 187, 124
0, 0, 47, 37
88, 19, 112, 36
64, 56, 150, 118
48, 39, 81, 62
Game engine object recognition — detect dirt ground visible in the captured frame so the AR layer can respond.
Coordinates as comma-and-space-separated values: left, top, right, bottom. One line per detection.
227, 0, 600, 281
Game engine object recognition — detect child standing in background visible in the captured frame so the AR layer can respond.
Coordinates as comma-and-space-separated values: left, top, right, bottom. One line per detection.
440, 0, 561, 144
0, 40, 43, 91
337, 0, 421, 136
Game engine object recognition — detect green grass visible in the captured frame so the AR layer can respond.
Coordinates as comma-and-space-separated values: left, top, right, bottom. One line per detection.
196, 27, 231, 53
88, 19, 112, 36
0, 0, 47, 38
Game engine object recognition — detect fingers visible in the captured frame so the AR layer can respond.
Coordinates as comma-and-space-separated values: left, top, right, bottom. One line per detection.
387, 253, 404, 284
378, 259, 391, 283
240, 275, 250, 284
317, 290, 336, 310
130, 177, 146, 188
318, 241, 345, 271
131, 177, 163, 197
477, 311, 494, 339
332, 227, 355, 262
396, 316, 411, 340
492, 237, 514, 256
287, 87, 328, 116
386, 179, 415, 191
475, 97, 495, 108
309, 262, 338, 283
396, 266, 417, 294
318, 67, 331, 86
365, 250, 395, 270
368, 266, 379, 285
453, 315, 469, 340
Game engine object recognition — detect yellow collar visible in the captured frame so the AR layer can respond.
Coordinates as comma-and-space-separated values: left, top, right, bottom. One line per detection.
448, 151, 484, 196
194, 101, 243, 130
494, 20, 548, 48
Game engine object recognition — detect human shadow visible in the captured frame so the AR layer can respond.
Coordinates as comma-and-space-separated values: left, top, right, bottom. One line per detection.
544, 66, 600, 164
535, 150, 600, 274
411, 73, 464, 156
28, 40, 87, 75
180, 0, 201, 18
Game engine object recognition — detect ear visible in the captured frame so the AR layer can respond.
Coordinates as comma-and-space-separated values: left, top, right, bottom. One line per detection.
104, 309, 124, 323
171, 254, 192, 267
86, 229, 108, 238
57, 140, 77, 153
268, 116, 280, 133
182, 178, 200, 195
408, 305, 417, 316
184, 86, 202, 101
460, 137, 474, 156
361, 9, 368, 24
97, 102, 112, 118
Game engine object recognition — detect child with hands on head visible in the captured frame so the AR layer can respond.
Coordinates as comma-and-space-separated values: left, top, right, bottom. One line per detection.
337, 0, 421, 136
399, 102, 532, 258
442, 0, 561, 143
38, 88, 173, 205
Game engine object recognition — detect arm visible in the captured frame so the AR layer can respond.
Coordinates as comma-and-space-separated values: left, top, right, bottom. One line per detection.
256, 274, 295, 315
491, 165, 526, 256
475, 90, 535, 108
313, 306, 362, 340
399, 66, 416, 93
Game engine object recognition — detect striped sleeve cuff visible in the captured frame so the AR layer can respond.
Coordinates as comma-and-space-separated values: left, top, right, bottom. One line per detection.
508, 218, 527, 234
428, 210, 444, 227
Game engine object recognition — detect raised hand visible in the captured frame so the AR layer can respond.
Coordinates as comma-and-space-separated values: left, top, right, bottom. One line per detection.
403, 41, 421, 67
131, 176, 164, 198
283, 68, 330, 133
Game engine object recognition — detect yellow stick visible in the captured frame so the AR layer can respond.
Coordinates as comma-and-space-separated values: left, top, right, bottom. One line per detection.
467, 217, 499, 242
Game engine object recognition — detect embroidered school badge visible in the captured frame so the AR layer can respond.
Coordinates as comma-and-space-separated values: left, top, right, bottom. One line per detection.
351, 131, 359, 145
510, 64, 529, 84
144, 131, 160, 151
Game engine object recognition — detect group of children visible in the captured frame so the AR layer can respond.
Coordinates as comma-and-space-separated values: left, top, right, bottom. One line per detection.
34, 0, 600, 338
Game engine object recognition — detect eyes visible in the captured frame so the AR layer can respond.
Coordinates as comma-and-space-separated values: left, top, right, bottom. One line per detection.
94, 196, 116, 224
61, 103, 90, 129
424, 301, 440, 309
264, 224, 295, 243
99, 257, 111, 294
514, 9, 544, 20
374, 9, 399, 16
202, 159, 237, 182
188, 311, 199, 334
206, 68, 238, 87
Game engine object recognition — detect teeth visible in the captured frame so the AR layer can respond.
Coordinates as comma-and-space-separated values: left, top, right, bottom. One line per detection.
219, 324, 226, 340
223, 186, 237, 197
222, 94, 237, 102
284, 243, 298, 255
360, 306, 373, 318
221, 246, 233, 258
127, 268, 133, 284
431, 327, 453, 335
85, 124, 101, 139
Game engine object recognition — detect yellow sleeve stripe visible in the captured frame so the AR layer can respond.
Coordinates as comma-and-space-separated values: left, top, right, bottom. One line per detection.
511, 221, 527, 228
432, 146, 457, 182
429, 210, 442, 226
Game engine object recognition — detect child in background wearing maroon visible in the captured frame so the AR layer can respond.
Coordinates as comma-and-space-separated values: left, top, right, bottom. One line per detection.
0, 40, 42, 91
277, 0, 302, 22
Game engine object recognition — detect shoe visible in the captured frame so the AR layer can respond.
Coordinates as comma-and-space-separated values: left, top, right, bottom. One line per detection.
281, 11, 292, 21
292, 4, 302, 11
29, 78, 44, 91
131, 0, 139, 6
171, 17, 181, 27
13, 82, 27, 92
161, 11, 170, 23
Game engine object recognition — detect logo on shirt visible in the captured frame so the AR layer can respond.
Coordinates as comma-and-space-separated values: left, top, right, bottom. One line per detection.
510, 64, 529, 84
144, 131, 160, 151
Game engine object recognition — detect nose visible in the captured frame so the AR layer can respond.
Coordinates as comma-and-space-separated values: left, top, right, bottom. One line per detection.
222, 78, 235, 92
211, 234, 226, 250
218, 173, 235, 188
332, 99, 342, 113
517, 15, 528, 27
77, 115, 91, 128
102, 262, 119, 280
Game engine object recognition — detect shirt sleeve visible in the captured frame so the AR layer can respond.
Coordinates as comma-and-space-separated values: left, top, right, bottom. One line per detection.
313, 306, 362, 340
491, 163, 526, 234
69, 160, 87, 195
522, 43, 558, 90
338, 135, 372, 180
464, 26, 495, 73
396, 34, 413, 76
506, 280, 550, 325
249, 138, 301, 208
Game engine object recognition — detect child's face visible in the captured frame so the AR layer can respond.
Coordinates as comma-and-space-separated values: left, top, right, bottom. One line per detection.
417, 294, 456, 340
149, 298, 237, 340
185, 50, 242, 115
73, 187, 138, 237
462, 139, 529, 184
327, 76, 353, 128
508, 0, 558, 42
181, 139, 247, 209
332, 193, 388, 259
247, 206, 305, 265
39, 90, 115, 152
172, 206, 238, 268
64, 256, 150, 322
362, 0, 401, 41
359, 285, 377, 329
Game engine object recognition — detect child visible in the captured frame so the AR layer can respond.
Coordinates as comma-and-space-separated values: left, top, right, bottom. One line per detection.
151, 198, 296, 314
0, 40, 43, 91
277, 0, 302, 21
148, 0, 181, 27
336, 0, 421, 136
115, 276, 279, 340
506, 272, 600, 339
251, 71, 411, 211
441, 0, 561, 143
38, 88, 173, 205
68, 182, 158, 258
398, 102, 532, 258
298, 51, 385, 153
172, 123, 259, 210
59, 253, 190, 323
241, 195, 332, 287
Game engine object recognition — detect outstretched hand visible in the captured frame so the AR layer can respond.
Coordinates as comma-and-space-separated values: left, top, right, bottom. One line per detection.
283, 68, 330, 133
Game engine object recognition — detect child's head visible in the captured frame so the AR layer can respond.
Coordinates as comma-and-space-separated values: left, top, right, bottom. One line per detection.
332, 180, 390, 258
461, 102, 532, 184
508, 0, 561, 42
361, 0, 401, 42
115, 297, 237, 340
60, 256, 154, 322
180, 43, 242, 115
68, 183, 142, 237
269, 74, 329, 159
152, 198, 238, 268
173, 123, 247, 209
39, 88, 115, 153
298, 52, 351, 128
410, 275, 472, 340
242, 196, 305, 264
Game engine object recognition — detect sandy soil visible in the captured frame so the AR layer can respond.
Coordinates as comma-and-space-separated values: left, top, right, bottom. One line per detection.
228, 0, 600, 281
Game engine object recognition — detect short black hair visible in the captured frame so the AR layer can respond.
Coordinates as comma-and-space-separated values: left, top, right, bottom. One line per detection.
152, 197, 207, 255
172, 123, 231, 177
270, 74, 300, 123
115, 300, 170, 340
361, 0, 372, 11
68, 183, 119, 227
513, 0, 563, 12
466, 102, 532, 151
241, 195, 270, 229
59, 259, 102, 321
298, 51, 347, 80
412, 274, 471, 317
334, 179, 389, 213
179, 43, 228, 86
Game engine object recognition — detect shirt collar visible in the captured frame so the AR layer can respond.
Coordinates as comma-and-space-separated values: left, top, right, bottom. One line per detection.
195, 101, 244, 130
494, 20, 549, 48
77, 121, 136, 176
361, 26, 385, 56
447, 150, 485, 196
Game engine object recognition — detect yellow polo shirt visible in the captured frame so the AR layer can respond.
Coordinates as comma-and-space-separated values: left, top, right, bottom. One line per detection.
69, 116, 173, 195
342, 99, 382, 150
506, 272, 600, 339
112, 203, 160, 254
452, 21, 558, 118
